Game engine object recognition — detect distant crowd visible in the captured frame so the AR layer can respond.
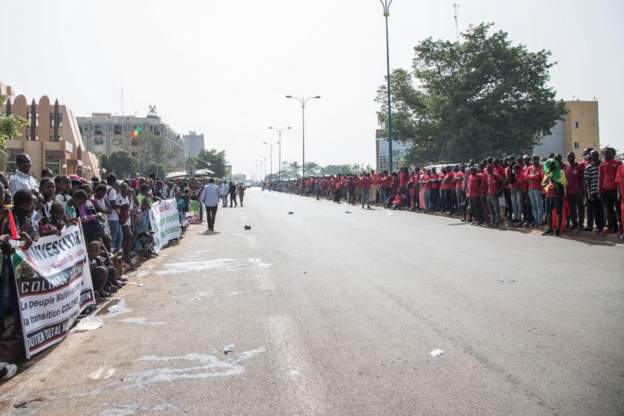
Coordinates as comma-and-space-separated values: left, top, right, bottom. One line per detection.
273, 148, 624, 239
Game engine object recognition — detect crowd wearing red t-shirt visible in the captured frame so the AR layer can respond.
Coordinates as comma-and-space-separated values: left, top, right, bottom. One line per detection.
276, 147, 623, 240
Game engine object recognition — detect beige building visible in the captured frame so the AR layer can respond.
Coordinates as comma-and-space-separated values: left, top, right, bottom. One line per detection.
534, 100, 600, 159
0, 82, 100, 179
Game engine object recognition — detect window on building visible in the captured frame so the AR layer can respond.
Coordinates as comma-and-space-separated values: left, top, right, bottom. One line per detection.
112, 137, 123, 146
574, 142, 580, 149
94, 137, 105, 146
79, 125, 84, 134
49, 112, 63, 128
575, 121, 579, 129
114, 125, 122, 135
49, 133, 59, 142
45, 155, 62, 175
94, 125, 103, 135
154, 127, 160, 136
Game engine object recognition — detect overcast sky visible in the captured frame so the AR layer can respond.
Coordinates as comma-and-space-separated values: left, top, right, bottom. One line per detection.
2, 0, 623, 177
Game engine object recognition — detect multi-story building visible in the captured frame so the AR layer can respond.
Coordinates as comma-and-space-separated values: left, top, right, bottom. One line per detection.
77, 108, 186, 173
183, 131, 205, 158
534, 100, 600, 159
375, 129, 410, 172
0, 81, 100, 179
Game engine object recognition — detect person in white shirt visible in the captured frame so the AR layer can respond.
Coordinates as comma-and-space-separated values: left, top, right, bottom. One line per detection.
105, 174, 122, 252
9, 154, 39, 197
220, 181, 229, 208
200, 178, 222, 232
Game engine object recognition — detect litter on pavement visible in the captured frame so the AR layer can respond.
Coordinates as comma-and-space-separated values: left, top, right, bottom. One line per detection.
345, 211, 352, 214
430, 349, 444, 357
224, 345, 235, 355
288, 211, 294, 215
0, 362, 17, 380
244, 225, 252, 230
72, 316, 104, 332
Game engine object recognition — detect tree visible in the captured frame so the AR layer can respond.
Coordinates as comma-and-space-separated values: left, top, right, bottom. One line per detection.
99, 150, 139, 178
195, 149, 227, 178
376, 23, 567, 164
0, 95, 28, 170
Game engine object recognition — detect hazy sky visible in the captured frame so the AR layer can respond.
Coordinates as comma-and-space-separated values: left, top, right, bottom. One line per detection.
2, 0, 623, 177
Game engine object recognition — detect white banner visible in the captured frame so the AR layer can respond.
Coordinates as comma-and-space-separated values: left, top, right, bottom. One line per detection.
12, 224, 96, 359
149, 199, 181, 252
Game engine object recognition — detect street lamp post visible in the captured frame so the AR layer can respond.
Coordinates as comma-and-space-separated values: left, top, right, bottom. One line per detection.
285, 95, 321, 184
263, 140, 277, 188
380, 0, 394, 172
268, 126, 292, 184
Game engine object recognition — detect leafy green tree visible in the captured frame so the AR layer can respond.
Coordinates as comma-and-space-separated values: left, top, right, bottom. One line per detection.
376, 23, 566, 163
99, 150, 138, 178
0, 95, 28, 170
195, 149, 227, 178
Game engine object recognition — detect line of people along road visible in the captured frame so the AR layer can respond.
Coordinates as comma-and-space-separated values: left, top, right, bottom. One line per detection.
271, 147, 623, 239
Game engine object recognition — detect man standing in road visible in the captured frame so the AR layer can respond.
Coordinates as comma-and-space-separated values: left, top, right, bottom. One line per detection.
200, 178, 222, 232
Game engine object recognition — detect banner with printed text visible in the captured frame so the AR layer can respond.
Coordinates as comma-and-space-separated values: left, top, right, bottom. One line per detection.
12, 224, 96, 359
149, 199, 181, 252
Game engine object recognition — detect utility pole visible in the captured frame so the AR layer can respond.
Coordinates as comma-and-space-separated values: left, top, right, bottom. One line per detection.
269, 126, 292, 184
286, 96, 321, 189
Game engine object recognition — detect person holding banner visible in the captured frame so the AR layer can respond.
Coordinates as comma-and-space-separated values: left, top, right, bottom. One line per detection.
200, 179, 221, 232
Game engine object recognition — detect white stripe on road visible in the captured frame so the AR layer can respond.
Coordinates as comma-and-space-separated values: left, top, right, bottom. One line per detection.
268, 314, 327, 415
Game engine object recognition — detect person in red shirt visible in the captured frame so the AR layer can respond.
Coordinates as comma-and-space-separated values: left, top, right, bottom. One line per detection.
599, 147, 622, 233
485, 164, 503, 226
615, 163, 624, 240
467, 166, 485, 225
360, 173, 372, 209
526, 155, 545, 226
508, 163, 524, 224
430, 168, 440, 211
453, 165, 465, 218
564, 152, 585, 230
422, 169, 432, 211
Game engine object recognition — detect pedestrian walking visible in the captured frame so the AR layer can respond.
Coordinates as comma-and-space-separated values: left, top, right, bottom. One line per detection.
200, 178, 221, 232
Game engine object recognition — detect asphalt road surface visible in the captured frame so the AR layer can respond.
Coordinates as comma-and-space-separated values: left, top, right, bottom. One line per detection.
1, 188, 623, 416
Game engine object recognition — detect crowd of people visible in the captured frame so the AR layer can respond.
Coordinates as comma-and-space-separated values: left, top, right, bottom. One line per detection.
277, 148, 624, 239
0, 153, 224, 376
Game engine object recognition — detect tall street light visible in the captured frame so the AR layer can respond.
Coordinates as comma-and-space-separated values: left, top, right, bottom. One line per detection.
263, 140, 277, 186
285, 95, 321, 182
380, 0, 394, 172
268, 126, 292, 184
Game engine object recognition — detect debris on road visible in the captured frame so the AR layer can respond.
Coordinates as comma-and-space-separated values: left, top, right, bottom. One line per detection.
345, 211, 352, 214
138, 283, 144, 287
0, 362, 17, 381
497, 279, 516, 284
224, 345, 235, 355
430, 349, 444, 357
72, 316, 104, 332
288, 211, 294, 215
244, 225, 252, 230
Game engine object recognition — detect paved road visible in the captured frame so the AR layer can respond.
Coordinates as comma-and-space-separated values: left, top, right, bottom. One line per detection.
1, 189, 623, 416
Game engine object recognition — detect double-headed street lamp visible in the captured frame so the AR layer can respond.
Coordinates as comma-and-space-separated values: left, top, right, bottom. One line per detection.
268, 126, 292, 183
262, 140, 277, 186
285, 95, 321, 180
380, 0, 394, 172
